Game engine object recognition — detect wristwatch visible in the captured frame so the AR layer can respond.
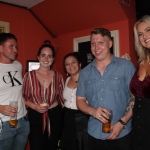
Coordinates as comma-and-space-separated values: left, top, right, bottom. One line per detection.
118, 119, 127, 129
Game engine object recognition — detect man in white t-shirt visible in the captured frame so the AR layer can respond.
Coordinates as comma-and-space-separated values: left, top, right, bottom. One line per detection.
0, 33, 29, 150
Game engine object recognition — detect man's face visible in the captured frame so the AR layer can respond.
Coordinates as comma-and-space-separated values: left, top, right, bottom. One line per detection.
91, 34, 112, 62
0, 39, 18, 64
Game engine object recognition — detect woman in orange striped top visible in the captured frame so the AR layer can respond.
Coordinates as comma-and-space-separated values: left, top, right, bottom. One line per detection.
23, 40, 65, 150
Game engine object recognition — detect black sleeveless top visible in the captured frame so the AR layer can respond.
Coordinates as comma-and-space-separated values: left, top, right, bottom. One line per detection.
130, 67, 150, 150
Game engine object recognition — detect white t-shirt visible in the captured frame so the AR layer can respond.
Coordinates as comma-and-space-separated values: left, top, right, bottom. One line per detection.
0, 61, 26, 122
63, 77, 78, 110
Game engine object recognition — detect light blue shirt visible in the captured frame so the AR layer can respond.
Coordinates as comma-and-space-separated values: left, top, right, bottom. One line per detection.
76, 55, 135, 140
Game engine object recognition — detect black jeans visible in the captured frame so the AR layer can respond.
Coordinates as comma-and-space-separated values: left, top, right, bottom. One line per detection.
28, 105, 63, 150
88, 132, 132, 150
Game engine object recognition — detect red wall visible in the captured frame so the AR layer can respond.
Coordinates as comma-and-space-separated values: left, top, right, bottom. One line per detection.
119, 0, 138, 66
0, 3, 56, 75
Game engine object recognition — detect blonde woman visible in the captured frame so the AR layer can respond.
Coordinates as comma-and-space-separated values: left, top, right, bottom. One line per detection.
130, 15, 150, 150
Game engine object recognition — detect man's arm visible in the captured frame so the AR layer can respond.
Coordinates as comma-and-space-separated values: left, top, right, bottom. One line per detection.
116, 93, 135, 132
76, 96, 94, 116
124, 93, 135, 118
107, 93, 135, 140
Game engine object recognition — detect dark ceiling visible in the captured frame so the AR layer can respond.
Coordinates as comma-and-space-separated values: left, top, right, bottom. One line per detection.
136, 0, 150, 20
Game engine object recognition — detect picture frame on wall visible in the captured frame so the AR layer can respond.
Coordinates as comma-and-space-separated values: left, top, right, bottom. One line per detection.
0, 21, 10, 33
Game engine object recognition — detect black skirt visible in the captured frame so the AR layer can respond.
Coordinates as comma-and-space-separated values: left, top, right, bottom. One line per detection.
60, 107, 89, 150
132, 97, 150, 150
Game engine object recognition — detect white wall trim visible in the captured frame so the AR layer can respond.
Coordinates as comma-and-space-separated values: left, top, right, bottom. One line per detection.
0, 21, 10, 33
73, 30, 120, 57
111, 30, 120, 57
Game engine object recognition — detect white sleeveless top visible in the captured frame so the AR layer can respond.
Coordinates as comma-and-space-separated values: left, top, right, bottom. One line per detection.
63, 77, 78, 110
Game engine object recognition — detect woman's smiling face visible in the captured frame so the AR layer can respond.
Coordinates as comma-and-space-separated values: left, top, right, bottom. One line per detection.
64, 56, 80, 76
137, 21, 150, 49
38, 47, 54, 68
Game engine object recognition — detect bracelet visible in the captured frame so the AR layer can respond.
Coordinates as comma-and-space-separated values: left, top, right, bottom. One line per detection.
118, 119, 127, 129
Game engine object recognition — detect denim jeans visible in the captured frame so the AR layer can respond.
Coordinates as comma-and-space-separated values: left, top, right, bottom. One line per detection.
0, 116, 30, 150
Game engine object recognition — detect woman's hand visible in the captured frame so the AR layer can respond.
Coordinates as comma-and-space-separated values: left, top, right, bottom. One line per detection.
24, 100, 48, 113
34, 104, 48, 113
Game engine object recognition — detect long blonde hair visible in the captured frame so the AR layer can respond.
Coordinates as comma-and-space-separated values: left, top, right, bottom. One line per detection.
134, 15, 150, 64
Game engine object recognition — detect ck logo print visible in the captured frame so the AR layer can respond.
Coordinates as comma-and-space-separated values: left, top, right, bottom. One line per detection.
3, 71, 22, 87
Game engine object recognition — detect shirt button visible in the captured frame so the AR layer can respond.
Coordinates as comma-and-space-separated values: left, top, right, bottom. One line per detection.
101, 98, 102, 100
139, 98, 141, 101
137, 116, 139, 118
115, 78, 118, 80
102, 80, 104, 82
139, 105, 141, 107
138, 126, 140, 129
102, 89, 103, 91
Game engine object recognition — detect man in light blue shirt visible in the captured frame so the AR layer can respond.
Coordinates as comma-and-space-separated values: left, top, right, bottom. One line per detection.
76, 28, 135, 150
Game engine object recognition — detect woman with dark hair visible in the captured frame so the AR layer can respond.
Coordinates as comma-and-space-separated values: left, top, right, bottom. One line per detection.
60, 52, 89, 150
23, 40, 65, 150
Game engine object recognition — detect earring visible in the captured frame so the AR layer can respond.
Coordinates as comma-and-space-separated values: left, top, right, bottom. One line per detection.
79, 66, 81, 72
66, 73, 68, 76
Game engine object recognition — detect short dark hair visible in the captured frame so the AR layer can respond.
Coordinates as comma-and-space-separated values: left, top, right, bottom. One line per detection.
0, 33, 17, 45
63, 52, 82, 71
37, 40, 55, 57
91, 28, 112, 40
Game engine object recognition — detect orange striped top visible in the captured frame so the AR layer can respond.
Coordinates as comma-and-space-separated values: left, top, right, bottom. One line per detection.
22, 70, 65, 136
